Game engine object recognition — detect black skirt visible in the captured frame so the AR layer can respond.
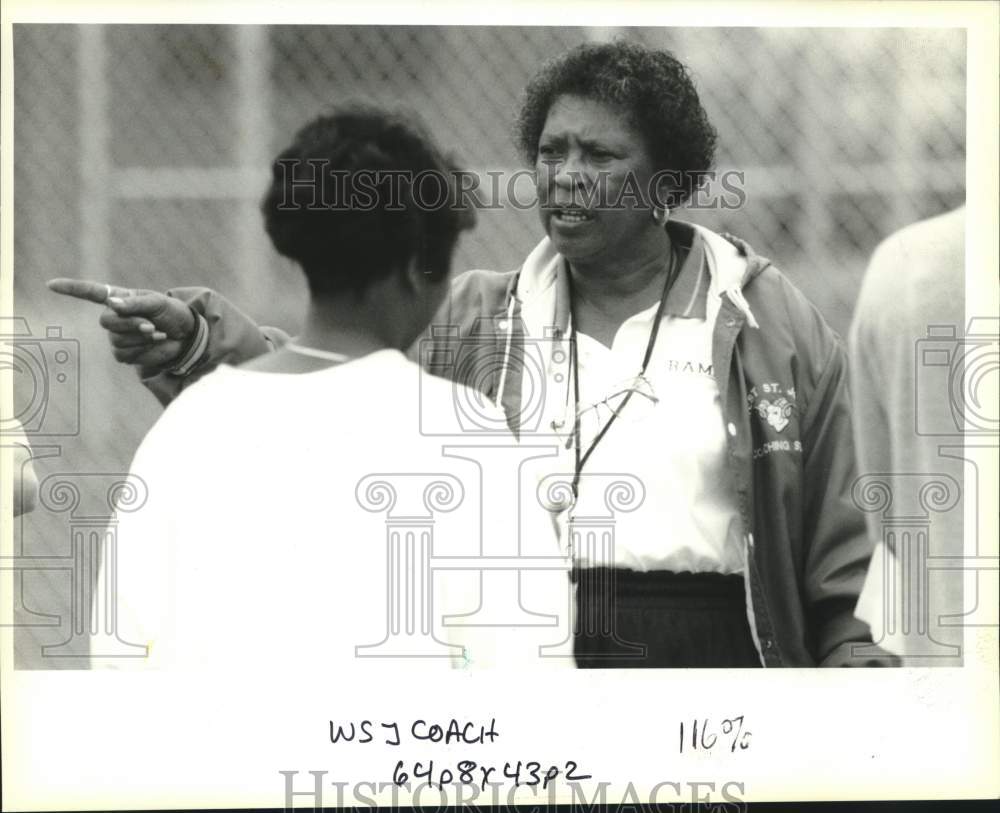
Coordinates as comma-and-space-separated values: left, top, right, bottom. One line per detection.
572, 568, 762, 668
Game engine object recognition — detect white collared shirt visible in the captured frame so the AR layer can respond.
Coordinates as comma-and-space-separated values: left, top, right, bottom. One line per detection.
564, 302, 744, 573
526, 230, 745, 574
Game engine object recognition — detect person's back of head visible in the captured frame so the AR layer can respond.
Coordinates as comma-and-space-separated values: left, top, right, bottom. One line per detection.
260, 105, 476, 348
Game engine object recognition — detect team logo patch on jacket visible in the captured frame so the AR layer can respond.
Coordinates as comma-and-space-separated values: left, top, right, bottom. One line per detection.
756, 397, 793, 432
748, 384, 802, 459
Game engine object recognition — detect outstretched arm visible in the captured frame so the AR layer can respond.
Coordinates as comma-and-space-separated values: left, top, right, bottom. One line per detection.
48, 279, 289, 406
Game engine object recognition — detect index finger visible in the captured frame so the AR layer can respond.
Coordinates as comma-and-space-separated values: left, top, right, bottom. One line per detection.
47, 278, 132, 304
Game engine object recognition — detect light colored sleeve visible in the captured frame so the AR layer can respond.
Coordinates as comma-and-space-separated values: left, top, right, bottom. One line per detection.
91, 427, 177, 670
848, 240, 905, 657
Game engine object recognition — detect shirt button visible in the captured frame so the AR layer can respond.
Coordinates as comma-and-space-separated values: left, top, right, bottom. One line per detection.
764, 640, 774, 650
727, 422, 737, 437
498, 319, 509, 332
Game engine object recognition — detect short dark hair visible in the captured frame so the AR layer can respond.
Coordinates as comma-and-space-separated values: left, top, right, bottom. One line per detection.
261, 105, 475, 297
515, 40, 717, 208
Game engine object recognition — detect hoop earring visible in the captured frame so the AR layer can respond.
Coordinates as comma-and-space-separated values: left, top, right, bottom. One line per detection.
651, 206, 669, 227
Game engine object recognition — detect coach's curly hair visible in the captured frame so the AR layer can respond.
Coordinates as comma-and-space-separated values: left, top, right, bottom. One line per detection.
515, 40, 717, 209
262, 105, 474, 297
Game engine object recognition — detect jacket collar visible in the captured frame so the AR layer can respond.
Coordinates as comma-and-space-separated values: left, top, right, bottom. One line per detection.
514, 219, 721, 337
662, 220, 709, 319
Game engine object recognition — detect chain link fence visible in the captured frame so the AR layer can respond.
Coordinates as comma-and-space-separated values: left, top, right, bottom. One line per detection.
7, 25, 965, 667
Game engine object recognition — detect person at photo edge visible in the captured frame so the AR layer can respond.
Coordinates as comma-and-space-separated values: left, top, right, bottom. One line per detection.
50, 40, 898, 668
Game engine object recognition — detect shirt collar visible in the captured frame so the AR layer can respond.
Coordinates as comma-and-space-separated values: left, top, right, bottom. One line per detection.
662, 221, 710, 320
542, 219, 712, 337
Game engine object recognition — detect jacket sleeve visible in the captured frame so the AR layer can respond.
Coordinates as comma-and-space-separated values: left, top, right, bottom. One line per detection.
140, 287, 290, 407
800, 339, 900, 667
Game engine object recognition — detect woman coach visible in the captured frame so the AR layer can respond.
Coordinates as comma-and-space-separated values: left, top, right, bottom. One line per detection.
50, 40, 894, 668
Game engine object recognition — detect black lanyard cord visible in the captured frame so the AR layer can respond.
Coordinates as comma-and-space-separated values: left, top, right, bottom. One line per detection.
569, 242, 681, 498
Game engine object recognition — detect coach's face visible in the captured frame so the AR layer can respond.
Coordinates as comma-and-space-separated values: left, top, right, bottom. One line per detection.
534, 94, 660, 267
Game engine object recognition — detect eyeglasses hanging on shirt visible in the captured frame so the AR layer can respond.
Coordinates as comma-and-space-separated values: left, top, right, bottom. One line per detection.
564, 244, 682, 500
574, 372, 660, 443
